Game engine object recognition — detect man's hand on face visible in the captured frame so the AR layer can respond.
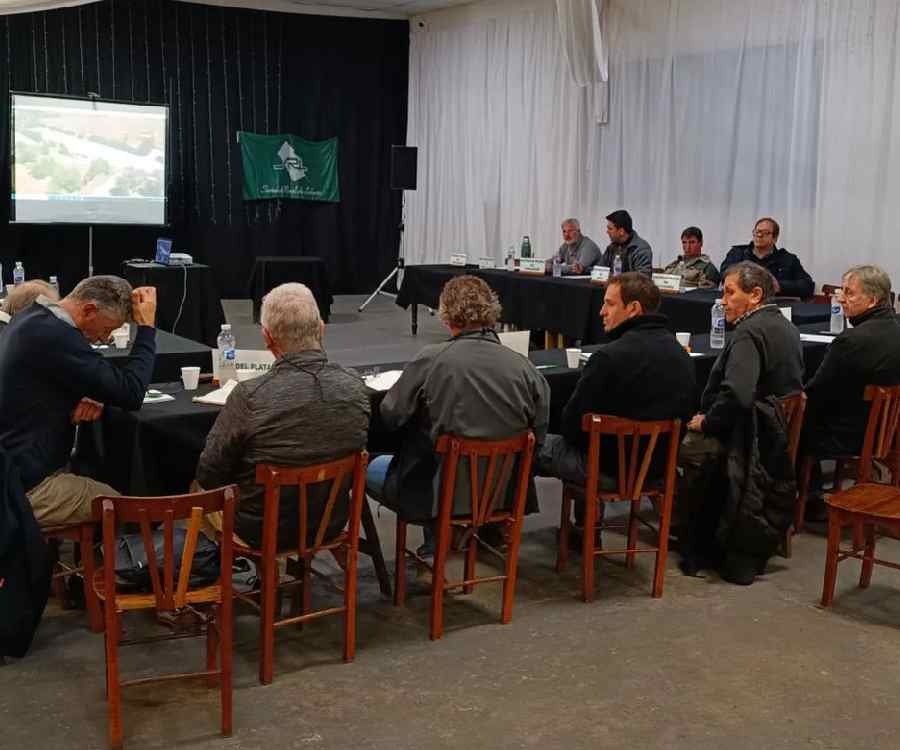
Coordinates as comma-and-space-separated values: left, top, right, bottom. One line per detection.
132, 286, 157, 327
71, 398, 104, 425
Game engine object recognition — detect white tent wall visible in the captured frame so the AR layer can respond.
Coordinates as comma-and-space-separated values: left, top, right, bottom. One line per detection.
405, 0, 900, 290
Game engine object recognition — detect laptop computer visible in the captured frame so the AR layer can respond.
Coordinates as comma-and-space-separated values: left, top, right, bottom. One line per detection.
155, 238, 174, 265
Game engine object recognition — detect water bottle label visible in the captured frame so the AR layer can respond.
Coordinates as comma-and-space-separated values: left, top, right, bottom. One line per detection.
713, 319, 725, 334
831, 304, 842, 316
224, 348, 236, 361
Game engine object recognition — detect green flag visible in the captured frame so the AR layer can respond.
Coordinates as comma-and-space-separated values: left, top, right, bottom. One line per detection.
239, 131, 340, 202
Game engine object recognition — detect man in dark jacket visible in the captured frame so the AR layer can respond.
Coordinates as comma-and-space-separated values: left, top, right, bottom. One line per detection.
598, 209, 653, 276
0, 276, 157, 527
538, 273, 696, 486
680, 261, 803, 584
802, 265, 900, 515
720, 217, 814, 298
196, 283, 370, 548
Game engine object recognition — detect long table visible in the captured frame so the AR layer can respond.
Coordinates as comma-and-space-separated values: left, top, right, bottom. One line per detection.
101, 329, 212, 382
84, 328, 831, 498
396, 264, 831, 343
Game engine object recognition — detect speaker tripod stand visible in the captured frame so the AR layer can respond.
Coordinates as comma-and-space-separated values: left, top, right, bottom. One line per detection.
358, 255, 404, 312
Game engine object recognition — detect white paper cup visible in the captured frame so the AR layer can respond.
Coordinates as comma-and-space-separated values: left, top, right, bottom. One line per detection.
779, 307, 793, 322
565, 347, 581, 368
181, 366, 201, 390
675, 332, 691, 349
112, 332, 129, 349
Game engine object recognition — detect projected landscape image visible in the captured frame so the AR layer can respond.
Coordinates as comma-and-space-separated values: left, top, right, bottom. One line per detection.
11, 95, 168, 224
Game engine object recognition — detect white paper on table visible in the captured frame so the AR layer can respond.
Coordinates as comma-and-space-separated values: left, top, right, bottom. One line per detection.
192, 379, 238, 405
143, 389, 175, 404
800, 334, 837, 344
364, 370, 403, 391
689, 352, 706, 357
566, 274, 592, 279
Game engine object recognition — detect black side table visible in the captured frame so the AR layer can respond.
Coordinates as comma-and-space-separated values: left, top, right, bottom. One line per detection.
249, 256, 333, 323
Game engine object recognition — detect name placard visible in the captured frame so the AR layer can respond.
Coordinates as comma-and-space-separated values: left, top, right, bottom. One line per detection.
235, 349, 276, 381
477, 256, 496, 269
652, 273, 682, 293
519, 258, 545, 276
449, 253, 468, 267
591, 266, 610, 284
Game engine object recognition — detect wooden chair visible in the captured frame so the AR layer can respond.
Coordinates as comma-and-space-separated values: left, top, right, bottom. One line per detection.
394, 432, 535, 641
795, 384, 900, 535
235, 452, 368, 685
42, 522, 103, 632
821, 385, 900, 606
557, 414, 681, 601
93, 486, 237, 750
779, 391, 807, 558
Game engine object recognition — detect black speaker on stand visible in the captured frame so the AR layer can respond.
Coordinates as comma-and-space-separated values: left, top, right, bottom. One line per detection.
359, 146, 418, 313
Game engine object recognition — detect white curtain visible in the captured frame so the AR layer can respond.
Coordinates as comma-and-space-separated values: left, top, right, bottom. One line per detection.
405, 0, 900, 289
0, 0, 97, 14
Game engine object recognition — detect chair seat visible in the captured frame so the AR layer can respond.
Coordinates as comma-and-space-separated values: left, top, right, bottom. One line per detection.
92, 568, 222, 610
826, 483, 900, 520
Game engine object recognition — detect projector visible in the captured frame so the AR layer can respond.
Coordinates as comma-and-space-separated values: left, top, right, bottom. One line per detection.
168, 252, 193, 265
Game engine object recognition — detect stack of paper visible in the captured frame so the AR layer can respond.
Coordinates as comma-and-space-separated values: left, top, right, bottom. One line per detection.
143, 389, 175, 404
800, 334, 836, 344
364, 370, 403, 392
192, 379, 238, 405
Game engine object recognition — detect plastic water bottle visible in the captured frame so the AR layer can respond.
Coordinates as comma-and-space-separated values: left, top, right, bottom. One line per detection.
12, 261, 25, 287
520, 235, 532, 259
612, 253, 623, 277
49, 275, 60, 296
710, 299, 726, 349
552, 256, 562, 278
505, 245, 515, 271
216, 324, 237, 385
829, 293, 844, 334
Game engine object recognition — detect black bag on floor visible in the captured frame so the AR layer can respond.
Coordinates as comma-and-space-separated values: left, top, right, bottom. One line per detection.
113, 528, 220, 592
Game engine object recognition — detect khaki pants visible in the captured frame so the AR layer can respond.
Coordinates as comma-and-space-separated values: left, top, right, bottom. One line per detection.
27, 472, 119, 527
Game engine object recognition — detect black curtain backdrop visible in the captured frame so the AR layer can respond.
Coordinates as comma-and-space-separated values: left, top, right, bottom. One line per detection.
0, 0, 409, 296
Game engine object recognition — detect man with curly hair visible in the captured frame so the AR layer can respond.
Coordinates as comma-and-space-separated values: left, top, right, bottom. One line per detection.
368, 275, 550, 554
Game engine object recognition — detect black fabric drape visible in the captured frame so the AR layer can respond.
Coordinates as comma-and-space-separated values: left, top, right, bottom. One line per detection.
0, 0, 408, 296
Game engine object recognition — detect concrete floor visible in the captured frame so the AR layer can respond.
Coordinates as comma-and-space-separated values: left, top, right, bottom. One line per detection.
2, 295, 899, 750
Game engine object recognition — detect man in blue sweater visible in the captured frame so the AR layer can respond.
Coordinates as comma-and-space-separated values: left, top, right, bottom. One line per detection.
0, 276, 157, 527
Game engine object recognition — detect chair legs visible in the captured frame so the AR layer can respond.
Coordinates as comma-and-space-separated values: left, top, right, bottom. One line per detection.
429, 514, 452, 641
626, 500, 640, 570
556, 492, 572, 573
80, 525, 103, 633
104, 610, 123, 750
795, 456, 813, 534
344, 544, 358, 663
501, 518, 523, 625
859, 523, 877, 589
394, 519, 408, 607
258, 556, 278, 685
652, 494, 674, 599
463, 532, 477, 595
581, 498, 597, 603
821, 509, 842, 607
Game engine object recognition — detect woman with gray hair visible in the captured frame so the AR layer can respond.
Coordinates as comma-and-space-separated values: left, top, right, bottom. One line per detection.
801, 265, 900, 520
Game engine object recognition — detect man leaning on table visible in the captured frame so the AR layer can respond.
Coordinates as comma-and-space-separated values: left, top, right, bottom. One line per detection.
196, 283, 370, 549
720, 217, 814, 299
546, 218, 602, 275
800, 265, 900, 519
598, 209, 653, 277
0, 276, 157, 527
367, 275, 549, 557
536, 273, 695, 543
679, 261, 803, 585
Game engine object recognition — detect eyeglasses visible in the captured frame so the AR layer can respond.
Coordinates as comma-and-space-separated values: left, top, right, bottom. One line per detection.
751, 229, 773, 237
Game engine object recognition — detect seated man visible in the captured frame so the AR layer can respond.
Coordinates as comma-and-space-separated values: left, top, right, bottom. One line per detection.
720, 217, 814, 298
0, 276, 157, 527
0, 279, 59, 329
367, 275, 549, 552
679, 262, 803, 585
196, 283, 370, 548
546, 218, 602, 275
598, 209, 653, 277
802, 265, 900, 516
662, 226, 719, 288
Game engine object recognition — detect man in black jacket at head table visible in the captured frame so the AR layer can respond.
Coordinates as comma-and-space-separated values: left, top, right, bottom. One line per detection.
801, 264, 900, 516
0, 276, 157, 528
720, 217, 815, 299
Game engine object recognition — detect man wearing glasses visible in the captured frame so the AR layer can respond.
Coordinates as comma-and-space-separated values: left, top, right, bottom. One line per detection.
719, 217, 814, 299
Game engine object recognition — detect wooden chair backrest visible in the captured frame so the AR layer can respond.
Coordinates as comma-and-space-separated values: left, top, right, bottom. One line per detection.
93, 485, 237, 612
581, 414, 682, 502
255, 451, 368, 557
859, 385, 900, 484
434, 432, 535, 528
779, 391, 807, 466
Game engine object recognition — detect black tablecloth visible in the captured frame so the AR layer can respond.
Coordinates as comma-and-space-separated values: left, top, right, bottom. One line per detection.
122, 262, 225, 347
101, 329, 212, 382
397, 264, 603, 341
89, 330, 831, 497
249, 256, 333, 323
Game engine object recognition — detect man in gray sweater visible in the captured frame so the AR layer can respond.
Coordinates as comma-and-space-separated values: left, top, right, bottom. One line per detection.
196, 283, 370, 548
546, 218, 602, 275
598, 209, 653, 276
367, 275, 549, 553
